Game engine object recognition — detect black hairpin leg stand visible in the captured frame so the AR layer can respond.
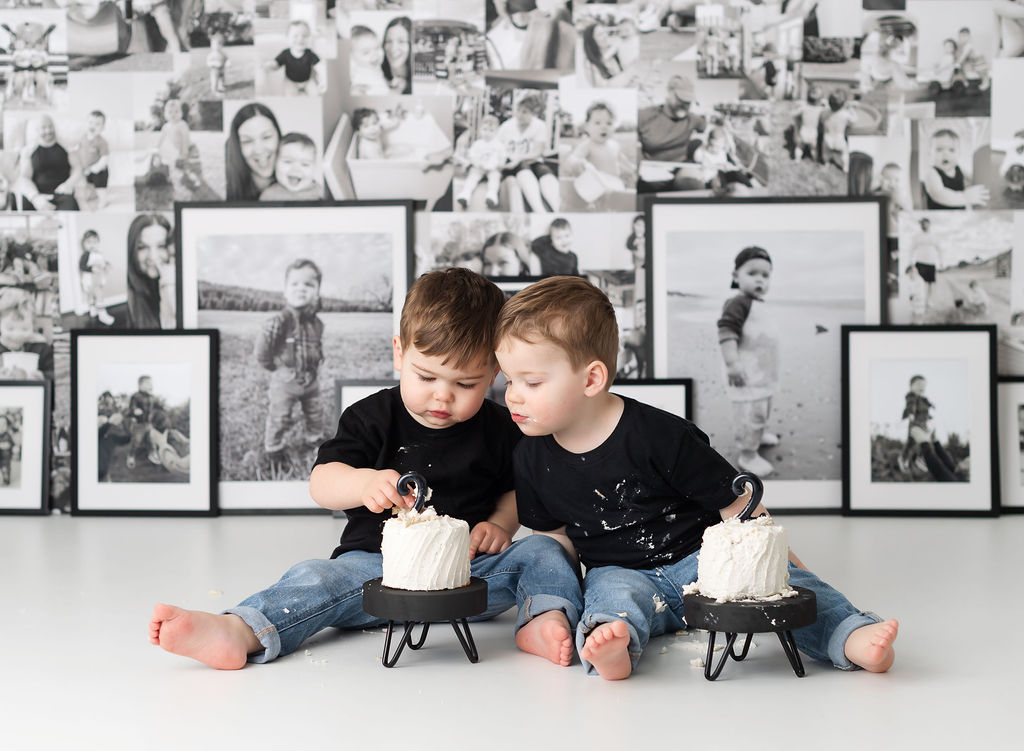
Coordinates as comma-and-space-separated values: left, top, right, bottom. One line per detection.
684, 586, 817, 681
363, 578, 488, 668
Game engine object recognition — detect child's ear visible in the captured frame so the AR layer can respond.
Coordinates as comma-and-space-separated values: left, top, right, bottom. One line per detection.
583, 359, 609, 397
392, 335, 404, 371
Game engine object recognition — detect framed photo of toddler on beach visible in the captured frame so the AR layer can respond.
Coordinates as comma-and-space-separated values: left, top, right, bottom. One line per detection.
176, 201, 413, 513
647, 197, 885, 513
70, 330, 219, 517
0, 380, 51, 515
842, 325, 998, 517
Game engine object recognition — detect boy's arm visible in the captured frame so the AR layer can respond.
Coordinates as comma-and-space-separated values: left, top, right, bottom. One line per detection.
923, 168, 989, 207
254, 314, 283, 370
308, 461, 409, 512
470, 489, 519, 558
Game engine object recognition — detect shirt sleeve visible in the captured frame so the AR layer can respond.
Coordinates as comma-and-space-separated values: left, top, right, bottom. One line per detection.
717, 294, 752, 343
314, 390, 390, 469
275, 50, 288, 66
254, 312, 286, 370
512, 443, 565, 532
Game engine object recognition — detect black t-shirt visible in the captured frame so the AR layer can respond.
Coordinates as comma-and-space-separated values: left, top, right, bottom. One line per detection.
276, 48, 320, 82
515, 396, 737, 570
314, 387, 521, 559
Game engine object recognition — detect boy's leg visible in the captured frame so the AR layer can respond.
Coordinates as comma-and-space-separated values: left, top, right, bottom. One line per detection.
785, 563, 896, 671
485, 169, 501, 207
733, 397, 774, 475
469, 535, 583, 665
264, 374, 299, 454
151, 551, 385, 668
577, 558, 692, 679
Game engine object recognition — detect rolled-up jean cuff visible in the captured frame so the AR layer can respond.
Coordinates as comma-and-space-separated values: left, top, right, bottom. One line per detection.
516, 594, 580, 634
224, 606, 280, 664
827, 611, 883, 671
578, 613, 643, 676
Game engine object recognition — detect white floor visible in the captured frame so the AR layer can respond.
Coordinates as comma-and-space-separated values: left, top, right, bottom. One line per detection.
4, 512, 1022, 750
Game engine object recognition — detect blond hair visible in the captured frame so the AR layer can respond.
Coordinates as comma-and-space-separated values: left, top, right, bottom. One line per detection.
496, 275, 618, 380
400, 268, 505, 369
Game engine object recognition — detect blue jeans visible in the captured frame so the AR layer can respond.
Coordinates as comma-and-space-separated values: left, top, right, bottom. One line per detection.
577, 553, 881, 676
226, 534, 582, 663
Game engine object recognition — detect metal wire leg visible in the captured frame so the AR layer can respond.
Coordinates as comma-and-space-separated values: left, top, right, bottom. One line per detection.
449, 618, 480, 663
407, 622, 430, 650
381, 621, 419, 668
776, 630, 806, 677
730, 633, 754, 661
703, 631, 741, 681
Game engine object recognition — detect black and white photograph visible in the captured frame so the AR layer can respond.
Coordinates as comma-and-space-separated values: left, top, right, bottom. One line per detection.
900, 0, 994, 118
556, 87, 638, 212
132, 71, 226, 209
92, 361, 192, 483
180, 7, 258, 101
910, 116, 1000, 210
0, 9, 69, 111
253, 0, 333, 97
996, 376, 1024, 511
842, 324, 998, 515
70, 329, 217, 516
0, 214, 59, 383
574, 1, 643, 89
65, 72, 137, 212
989, 57, 1024, 208
336, 9, 410, 95
452, 85, 559, 212
177, 200, 411, 511
650, 197, 884, 510
609, 377, 692, 420
890, 211, 1024, 373
485, 0, 576, 78
413, 2, 488, 97
338, 94, 453, 209
0, 379, 49, 514
56, 212, 131, 330
225, 96, 328, 202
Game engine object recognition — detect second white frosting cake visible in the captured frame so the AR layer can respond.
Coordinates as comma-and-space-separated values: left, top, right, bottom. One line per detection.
691, 515, 795, 602
381, 506, 471, 591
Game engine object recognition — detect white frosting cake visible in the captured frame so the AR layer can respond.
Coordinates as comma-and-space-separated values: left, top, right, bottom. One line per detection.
689, 516, 795, 602
381, 506, 471, 591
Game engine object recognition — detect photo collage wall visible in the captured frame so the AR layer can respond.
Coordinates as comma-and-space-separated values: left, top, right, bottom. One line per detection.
2, 0, 1024, 514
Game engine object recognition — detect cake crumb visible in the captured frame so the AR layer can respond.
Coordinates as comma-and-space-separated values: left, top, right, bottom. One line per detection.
690, 657, 704, 668
652, 595, 667, 613
616, 612, 628, 618
283, 608, 290, 614
659, 647, 668, 654
208, 589, 223, 597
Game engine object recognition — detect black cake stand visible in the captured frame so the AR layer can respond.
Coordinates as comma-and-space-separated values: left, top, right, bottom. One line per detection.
683, 586, 817, 681
362, 577, 488, 667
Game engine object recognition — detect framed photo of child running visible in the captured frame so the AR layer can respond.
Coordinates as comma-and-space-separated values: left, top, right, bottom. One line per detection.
0, 380, 51, 515
70, 330, 219, 516
841, 325, 999, 517
647, 197, 885, 512
176, 200, 413, 513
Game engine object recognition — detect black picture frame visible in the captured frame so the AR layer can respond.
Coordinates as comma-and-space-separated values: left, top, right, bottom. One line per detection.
175, 200, 413, 512
996, 376, 1024, 514
70, 329, 219, 517
841, 324, 998, 517
647, 196, 886, 512
0, 380, 51, 515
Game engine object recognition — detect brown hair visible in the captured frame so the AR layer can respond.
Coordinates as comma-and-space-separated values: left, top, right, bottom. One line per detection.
400, 268, 505, 369
496, 275, 618, 380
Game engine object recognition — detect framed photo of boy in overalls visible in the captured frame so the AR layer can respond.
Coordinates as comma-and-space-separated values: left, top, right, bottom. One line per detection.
0, 379, 51, 515
647, 196, 886, 513
176, 200, 413, 513
842, 324, 998, 516
70, 329, 219, 516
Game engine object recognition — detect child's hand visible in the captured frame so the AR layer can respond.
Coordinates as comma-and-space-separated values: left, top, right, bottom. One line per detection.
360, 468, 409, 513
468, 521, 512, 559
726, 363, 746, 387
964, 184, 990, 207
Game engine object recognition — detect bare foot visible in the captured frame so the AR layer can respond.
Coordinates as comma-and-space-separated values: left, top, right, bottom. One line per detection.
515, 610, 574, 666
149, 603, 258, 670
844, 618, 899, 673
579, 620, 632, 680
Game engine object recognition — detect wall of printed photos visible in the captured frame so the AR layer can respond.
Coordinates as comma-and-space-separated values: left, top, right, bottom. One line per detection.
4, 0, 1024, 512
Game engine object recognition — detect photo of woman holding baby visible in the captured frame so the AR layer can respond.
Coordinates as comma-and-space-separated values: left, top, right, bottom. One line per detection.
382, 16, 413, 94
225, 103, 282, 202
